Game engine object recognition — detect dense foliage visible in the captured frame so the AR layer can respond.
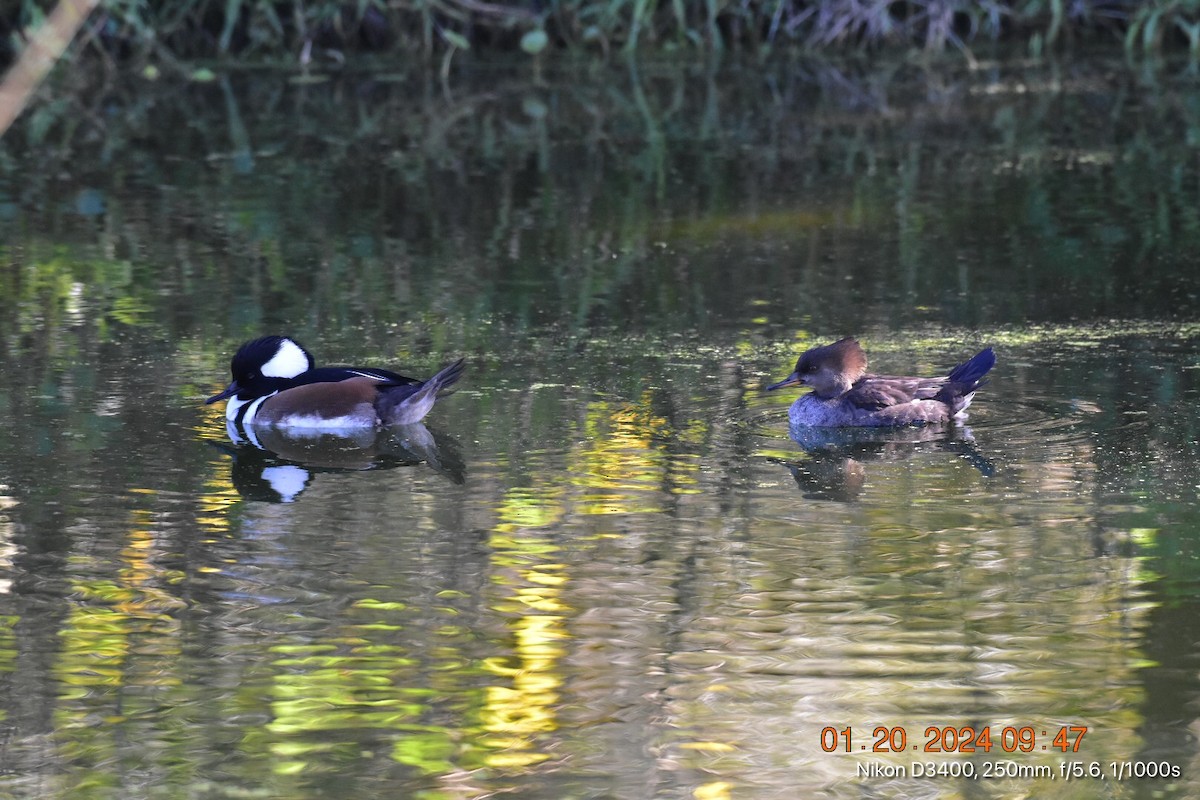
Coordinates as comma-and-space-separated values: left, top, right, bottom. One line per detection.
2, 0, 1200, 65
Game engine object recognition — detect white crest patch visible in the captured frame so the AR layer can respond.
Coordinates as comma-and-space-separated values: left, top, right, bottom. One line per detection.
261, 338, 311, 378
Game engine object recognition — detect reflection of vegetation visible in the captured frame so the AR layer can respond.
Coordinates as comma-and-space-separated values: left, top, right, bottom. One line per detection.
0, 252, 157, 345
4, 60, 1200, 354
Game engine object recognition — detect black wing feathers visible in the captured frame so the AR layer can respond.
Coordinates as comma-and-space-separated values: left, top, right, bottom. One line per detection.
296, 366, 420, 387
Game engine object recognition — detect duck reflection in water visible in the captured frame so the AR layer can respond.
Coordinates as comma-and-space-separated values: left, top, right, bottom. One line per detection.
214, 423, 466, 503
775, 425, 995, 502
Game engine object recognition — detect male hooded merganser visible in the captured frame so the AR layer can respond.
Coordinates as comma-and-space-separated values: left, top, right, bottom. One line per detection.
206, 335, 465, 430
767, 337, 995, 427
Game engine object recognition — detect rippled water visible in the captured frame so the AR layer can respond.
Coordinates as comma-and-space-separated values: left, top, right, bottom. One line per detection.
1, 58, 1199, 799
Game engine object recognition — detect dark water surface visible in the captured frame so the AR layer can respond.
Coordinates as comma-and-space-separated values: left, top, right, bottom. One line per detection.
0, 55, 1199, 799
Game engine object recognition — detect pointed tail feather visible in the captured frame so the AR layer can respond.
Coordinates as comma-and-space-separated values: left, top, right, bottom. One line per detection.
946, 347, 996, 388
376, 358, 465, 425
937, 348, 996, 417
425, 358, 465, 395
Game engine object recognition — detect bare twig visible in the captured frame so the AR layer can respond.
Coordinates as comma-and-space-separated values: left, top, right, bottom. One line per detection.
0, 0, 101, 137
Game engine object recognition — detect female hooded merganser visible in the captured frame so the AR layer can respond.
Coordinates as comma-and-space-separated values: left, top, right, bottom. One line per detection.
206, 335, 465, 430
767, 337, 995, 427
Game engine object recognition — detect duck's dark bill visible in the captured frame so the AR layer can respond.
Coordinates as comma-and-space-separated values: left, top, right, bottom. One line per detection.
206, 382, 239, 404
767, 373, 801, 391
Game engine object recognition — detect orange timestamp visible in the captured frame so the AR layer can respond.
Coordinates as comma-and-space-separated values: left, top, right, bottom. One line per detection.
820, 725, 1088, 754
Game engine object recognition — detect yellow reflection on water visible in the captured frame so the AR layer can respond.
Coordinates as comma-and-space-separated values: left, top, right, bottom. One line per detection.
53, 505, 188, 744
0, 613, 14, 682
260, 593, 485, 780
694, 781, 733, 800
116, 508, 187, 615
193, 403, 240, 537
480, 390, 713, 769
570, 394, 679, 514
483, 487, 571, 769
195, 453, 239, 539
